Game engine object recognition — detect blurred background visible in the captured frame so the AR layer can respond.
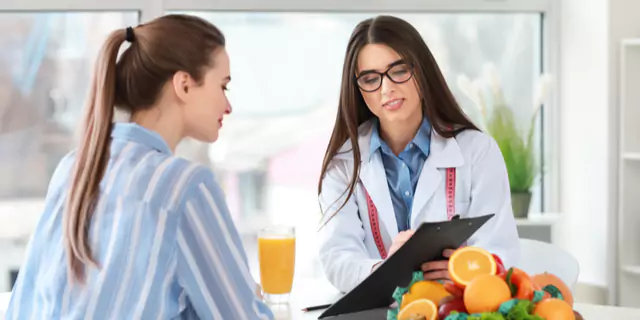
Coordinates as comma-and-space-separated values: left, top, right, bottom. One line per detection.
0, 0, 638, 308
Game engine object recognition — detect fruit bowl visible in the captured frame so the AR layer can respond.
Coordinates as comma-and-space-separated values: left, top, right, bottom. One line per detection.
387, 246, 583, 320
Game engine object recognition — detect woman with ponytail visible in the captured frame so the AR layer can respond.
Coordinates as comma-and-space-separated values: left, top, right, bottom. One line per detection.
6, 14, 273, 320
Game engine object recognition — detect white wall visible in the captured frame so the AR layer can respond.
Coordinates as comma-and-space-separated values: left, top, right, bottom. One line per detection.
607, 0, 640, 304
558, 0, 640, 303
557, 0, 609, 288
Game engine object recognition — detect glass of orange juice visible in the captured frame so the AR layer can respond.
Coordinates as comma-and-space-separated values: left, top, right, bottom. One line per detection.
258, 225, 296, 304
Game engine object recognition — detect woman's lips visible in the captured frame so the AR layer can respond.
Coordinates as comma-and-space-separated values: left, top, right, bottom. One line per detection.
382, 98, 404, 111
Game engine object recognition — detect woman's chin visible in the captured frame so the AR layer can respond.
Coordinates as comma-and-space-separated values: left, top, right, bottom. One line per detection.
190, 130, 219, 144
379, 110, 421, 126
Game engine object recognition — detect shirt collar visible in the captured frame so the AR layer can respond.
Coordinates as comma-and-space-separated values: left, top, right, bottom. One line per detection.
110, 122, 172, 155
369, 117, 432, 159
369, 120, 384, 157
412, 117, 432, 156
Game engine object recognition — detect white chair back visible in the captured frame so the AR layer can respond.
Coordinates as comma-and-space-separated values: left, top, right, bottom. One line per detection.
516, 238, 580, 292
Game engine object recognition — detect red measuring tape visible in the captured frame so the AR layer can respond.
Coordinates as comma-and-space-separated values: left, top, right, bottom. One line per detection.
364, 167, 456, 259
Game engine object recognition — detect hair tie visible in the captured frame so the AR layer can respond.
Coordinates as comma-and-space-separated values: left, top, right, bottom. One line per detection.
125, 26, 135, 43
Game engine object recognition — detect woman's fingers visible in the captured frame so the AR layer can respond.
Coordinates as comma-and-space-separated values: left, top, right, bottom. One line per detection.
422, 258, 451, 281
421, 260, 449, 272
388, 230, 416, 256
443, 248, 456, 258
420, 248, 463, 281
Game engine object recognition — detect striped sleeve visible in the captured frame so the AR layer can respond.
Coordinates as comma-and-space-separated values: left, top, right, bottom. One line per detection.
175, 168, 273, 320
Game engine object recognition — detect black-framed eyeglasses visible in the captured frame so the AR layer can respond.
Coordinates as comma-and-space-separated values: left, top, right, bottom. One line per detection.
355, 61, 415, 92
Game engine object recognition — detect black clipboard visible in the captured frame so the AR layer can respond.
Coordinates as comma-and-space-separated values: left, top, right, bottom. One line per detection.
318, 213, 495, 319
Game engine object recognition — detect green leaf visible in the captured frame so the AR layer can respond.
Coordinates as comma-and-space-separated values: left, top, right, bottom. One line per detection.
392, 286, 407, 306
410, 271, 425, 286
485, 104, 538, 192
504, 268, 517, 297
542, 284, 564, 301
505, 300, 535, 320
386, 307, 398, 320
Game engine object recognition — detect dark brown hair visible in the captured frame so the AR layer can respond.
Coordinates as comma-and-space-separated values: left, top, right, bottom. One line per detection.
318, 15, 478, 222
64, 14, 225, 282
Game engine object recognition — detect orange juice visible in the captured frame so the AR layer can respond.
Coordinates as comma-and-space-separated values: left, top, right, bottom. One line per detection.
258, 236, 296, 294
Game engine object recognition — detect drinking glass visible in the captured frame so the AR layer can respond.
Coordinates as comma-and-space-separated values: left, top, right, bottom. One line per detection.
258, 225, 296, 304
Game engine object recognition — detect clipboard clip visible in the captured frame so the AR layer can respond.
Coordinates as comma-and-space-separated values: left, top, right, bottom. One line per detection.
438, 214, 461, 231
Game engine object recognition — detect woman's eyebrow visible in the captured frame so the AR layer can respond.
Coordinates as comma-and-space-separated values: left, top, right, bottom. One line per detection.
358, 59, 405, 74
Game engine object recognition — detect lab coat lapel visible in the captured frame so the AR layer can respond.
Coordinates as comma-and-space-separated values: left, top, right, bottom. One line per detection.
410, 130, 465, 227
360, 150, 399, 241
410, 159, 441, 226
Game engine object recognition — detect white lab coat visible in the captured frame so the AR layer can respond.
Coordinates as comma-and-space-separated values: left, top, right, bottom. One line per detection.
317, 120, 520, 293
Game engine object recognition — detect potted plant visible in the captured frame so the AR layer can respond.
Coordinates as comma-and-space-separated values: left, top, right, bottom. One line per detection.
456, 64, 551, 218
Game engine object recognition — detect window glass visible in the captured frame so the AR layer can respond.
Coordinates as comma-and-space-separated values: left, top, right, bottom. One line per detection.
0, 11, 138, 291
179, 12, 543, 278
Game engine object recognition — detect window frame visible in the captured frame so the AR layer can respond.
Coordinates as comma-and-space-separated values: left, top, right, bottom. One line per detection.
0, 0, 560, 213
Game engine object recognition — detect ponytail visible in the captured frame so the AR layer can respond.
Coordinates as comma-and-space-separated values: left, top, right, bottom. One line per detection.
64, 29, 126, 283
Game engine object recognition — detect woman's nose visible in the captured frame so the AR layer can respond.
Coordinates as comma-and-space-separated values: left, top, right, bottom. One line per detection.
380, 76, 396, 96
224, 95, 232, 114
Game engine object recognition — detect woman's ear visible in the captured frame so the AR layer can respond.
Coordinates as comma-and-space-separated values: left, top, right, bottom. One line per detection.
172, 71, 192, 102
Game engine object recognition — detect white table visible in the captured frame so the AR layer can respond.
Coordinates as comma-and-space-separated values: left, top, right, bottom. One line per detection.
3, 280, 640, 320
277, 278, 640, 319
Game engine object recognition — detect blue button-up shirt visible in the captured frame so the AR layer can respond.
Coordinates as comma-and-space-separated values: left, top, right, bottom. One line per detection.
370, 118, 431, 232
6, 123, 274, 320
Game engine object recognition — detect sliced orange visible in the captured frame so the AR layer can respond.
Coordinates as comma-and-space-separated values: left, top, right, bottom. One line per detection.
448, 246, 497, 287
397, 298, 438, 320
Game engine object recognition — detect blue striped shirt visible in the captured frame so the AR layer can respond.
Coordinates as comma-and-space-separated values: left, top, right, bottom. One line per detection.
6, 123, 274, 320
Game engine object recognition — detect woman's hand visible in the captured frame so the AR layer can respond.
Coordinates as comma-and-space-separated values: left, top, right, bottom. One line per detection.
421, 249, 455, 281
388, 230, 415, 257
371, 230, 416, 274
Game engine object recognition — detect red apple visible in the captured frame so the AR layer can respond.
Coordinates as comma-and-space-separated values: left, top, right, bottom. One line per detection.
438, 297, 467, 319
438, 295, 456, 306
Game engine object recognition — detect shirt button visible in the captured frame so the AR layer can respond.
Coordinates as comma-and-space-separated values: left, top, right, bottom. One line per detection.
401, 163, 406, 167
409, 144, 414, 149
404, 191, 410, 196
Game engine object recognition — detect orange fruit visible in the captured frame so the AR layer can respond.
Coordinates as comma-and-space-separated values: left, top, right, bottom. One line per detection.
401, 280, 452, 309
463, 274, 512, 314
398, 298, 438, 320
448, 246, 497, 287
533, 298, 576, 320
531, 272, 574, 306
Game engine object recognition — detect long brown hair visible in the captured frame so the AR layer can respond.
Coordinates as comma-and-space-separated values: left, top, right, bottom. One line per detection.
318, 15, 478, 222
64, 14, 225, 283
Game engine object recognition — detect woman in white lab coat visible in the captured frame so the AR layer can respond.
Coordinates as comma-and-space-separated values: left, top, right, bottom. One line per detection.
317, 15, 520, 293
